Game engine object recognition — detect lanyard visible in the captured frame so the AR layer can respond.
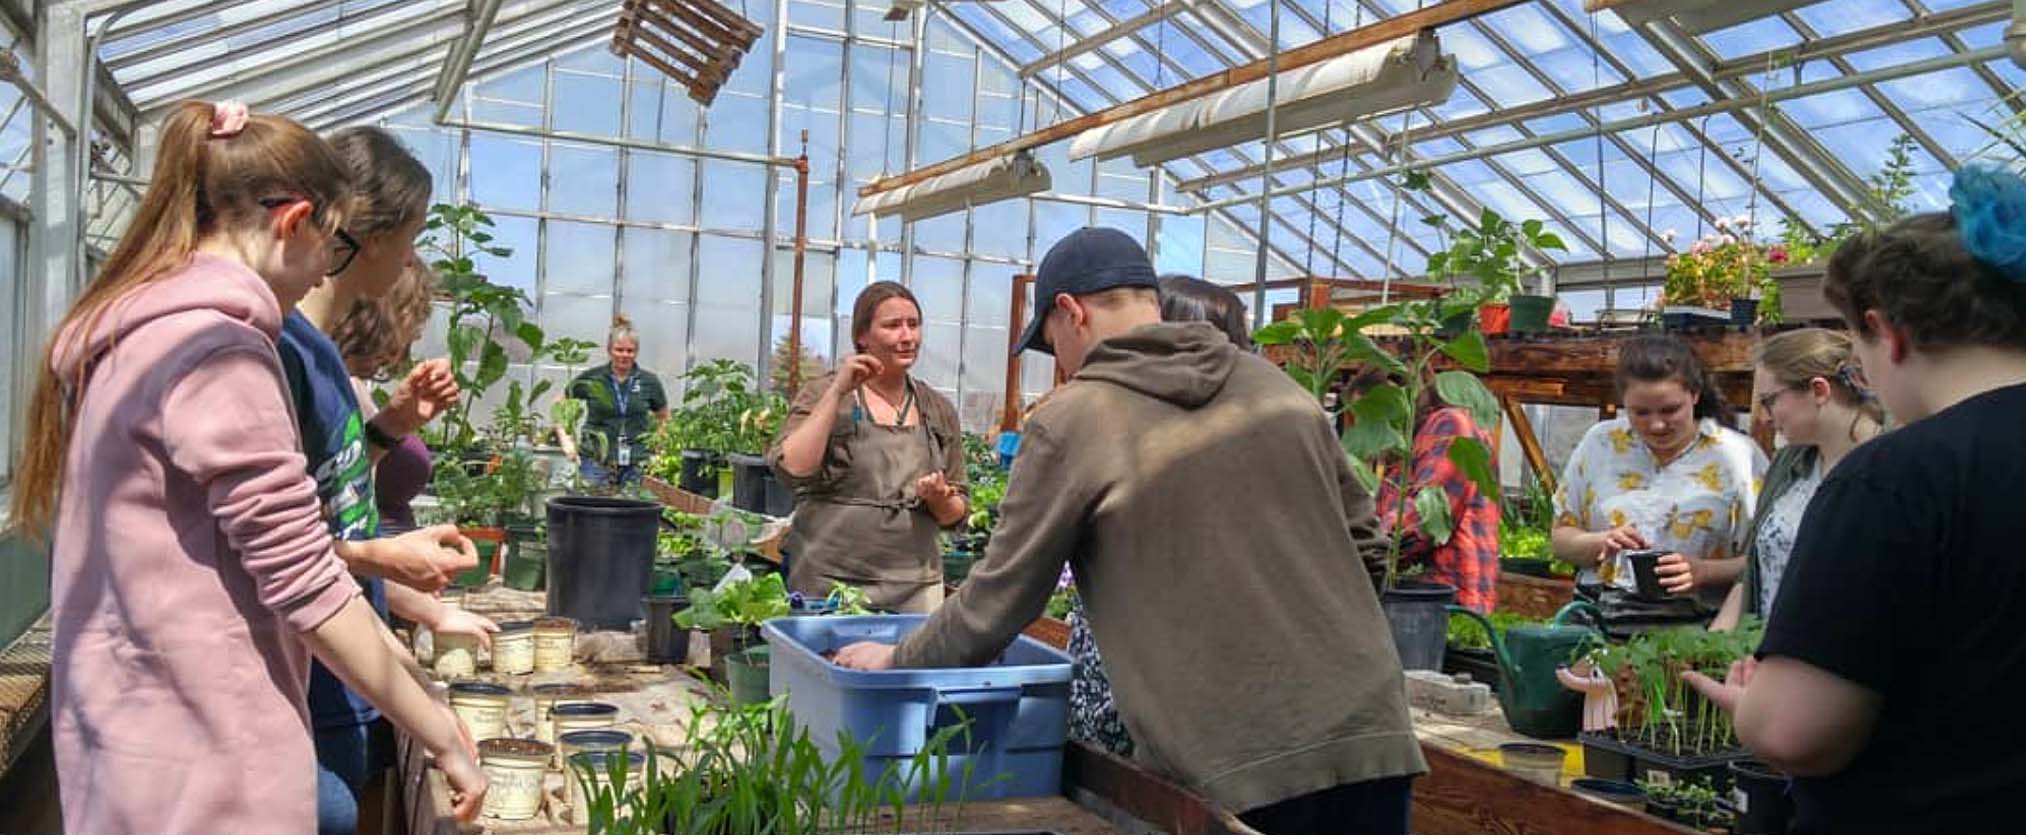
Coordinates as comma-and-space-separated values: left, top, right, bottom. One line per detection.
855, 379, 915, 429
609, 372, 636, 435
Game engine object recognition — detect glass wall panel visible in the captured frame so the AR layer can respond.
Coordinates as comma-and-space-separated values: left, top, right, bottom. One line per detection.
544, 220, 618, 295
621, 227, 694, 304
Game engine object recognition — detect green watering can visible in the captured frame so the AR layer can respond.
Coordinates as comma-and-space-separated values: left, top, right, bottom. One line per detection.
1446, 601, 1603, 739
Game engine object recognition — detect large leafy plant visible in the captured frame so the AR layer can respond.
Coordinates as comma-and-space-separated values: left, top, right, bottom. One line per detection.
421, 203, 546, 454
651, 360, 769, 460
1255, 300, 1502, 590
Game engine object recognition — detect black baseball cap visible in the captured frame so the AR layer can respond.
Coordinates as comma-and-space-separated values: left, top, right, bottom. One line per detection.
1016, 227, 1160, 355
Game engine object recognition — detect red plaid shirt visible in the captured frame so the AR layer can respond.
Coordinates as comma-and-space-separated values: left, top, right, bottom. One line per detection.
1378, 407, 1501, 613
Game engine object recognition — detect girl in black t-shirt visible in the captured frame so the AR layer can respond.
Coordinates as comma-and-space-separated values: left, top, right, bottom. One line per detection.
1685, 164, 2026, 834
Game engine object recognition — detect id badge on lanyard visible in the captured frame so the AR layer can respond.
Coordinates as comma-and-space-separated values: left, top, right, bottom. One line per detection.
612, 373, 636, 466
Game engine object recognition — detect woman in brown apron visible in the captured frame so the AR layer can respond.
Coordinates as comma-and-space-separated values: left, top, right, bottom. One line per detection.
768, 282, 968, 612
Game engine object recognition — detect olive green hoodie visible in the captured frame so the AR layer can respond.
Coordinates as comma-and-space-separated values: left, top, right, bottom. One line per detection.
894, 320, 1426, 814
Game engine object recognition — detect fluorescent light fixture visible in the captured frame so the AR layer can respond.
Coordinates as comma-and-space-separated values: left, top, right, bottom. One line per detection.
850, 150, 1053, 222
1584, 0, 1826, 35
1067, 31, 1458, 167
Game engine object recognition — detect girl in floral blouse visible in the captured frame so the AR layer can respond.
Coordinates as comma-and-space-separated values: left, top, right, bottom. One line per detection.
1551, 335, 1766, 638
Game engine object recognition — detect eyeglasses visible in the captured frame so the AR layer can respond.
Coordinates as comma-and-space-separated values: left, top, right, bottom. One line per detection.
325, 228, 361, 277
1756, 389, 1787, 414
1757, 382, 1817, 414
257, 196, 357, 276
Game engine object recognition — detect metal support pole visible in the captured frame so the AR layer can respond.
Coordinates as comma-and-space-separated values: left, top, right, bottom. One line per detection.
74, 2, 146, 288
434, 0, 507, 123
437, 118, 796, 168
758, 0, 790, 382
900, 9, 927, 287
1250, 0, 1279, 330
790, 132, 811, 397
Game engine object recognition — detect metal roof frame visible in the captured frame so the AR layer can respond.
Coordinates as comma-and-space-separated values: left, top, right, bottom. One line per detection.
50, 0, 2026, 281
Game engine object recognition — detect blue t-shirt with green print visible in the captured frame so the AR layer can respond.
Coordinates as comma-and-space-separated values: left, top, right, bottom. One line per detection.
278, 311, 388, 730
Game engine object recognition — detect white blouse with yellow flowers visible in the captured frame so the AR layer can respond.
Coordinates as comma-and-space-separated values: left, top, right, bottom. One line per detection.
1553, 416, 1768, 594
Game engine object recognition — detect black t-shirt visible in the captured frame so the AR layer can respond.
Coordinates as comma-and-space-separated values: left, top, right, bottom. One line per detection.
1757, 382, 2026, 834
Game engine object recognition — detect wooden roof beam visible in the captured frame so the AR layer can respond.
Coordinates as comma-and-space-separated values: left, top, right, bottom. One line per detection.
855, 0, 1529, 199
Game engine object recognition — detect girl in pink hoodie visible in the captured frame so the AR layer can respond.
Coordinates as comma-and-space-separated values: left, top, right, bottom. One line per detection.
9, 101, 486, 833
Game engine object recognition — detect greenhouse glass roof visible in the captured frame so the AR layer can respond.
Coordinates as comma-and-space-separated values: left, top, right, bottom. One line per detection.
50, 0, 2026, 281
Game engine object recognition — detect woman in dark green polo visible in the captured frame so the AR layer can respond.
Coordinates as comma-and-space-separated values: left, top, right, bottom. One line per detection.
563, 314, 668, 488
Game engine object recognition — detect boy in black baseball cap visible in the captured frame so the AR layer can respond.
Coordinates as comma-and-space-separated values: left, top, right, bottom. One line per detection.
837, 227, 1424, 833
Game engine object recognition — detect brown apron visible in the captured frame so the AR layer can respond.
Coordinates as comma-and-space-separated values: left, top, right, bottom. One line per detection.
784, 384, 946, 613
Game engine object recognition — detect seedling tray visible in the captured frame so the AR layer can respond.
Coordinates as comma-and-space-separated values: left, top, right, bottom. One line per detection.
1581, 730, 1747, 791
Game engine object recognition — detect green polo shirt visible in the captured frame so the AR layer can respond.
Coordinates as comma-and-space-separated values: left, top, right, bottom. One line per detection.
568, 363, 667, 465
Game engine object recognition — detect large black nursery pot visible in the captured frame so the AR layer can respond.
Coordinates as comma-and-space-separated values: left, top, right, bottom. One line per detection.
678, 449, 719, 498
728, 452, 769, 514
642, 595, 689, 663
545, 495, 659, 630
1381, 580, 1457, 671
727, 453, 794, 516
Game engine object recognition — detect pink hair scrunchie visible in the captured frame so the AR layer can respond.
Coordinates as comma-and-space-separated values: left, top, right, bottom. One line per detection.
209, 101, 249, 139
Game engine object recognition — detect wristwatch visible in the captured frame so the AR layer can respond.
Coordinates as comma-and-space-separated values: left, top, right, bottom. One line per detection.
363, 418, 403, 451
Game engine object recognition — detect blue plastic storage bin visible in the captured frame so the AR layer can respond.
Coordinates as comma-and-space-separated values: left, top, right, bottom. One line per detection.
762, 614, 1072, 802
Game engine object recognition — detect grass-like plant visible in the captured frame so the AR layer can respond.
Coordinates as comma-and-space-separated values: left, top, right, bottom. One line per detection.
573, 695, 996, 834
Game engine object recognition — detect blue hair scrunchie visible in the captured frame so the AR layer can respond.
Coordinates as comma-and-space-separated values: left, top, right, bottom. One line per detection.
1949, 163, 2026, 284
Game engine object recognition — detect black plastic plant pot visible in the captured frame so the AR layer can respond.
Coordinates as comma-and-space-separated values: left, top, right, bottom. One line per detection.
1580, 731, 1635, 781
1501, 557, 1557, 579
678, 449, 719, 498
1380, 580, 1458, 671
545, 496, 660, 630
762, 468, 795, 517
642, 595, 689, 663
1572, 778, 1646, 810
727, 452, 769, 514
1623, 548, 1669, 601
1731, 298, 1760, 327
1727, 759, 1794, 835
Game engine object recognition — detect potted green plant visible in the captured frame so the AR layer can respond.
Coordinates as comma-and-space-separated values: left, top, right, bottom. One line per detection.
727, 389, 791, 517
1409, 170, 1567, 335
945, 434, 1006, 586
427, 447, 547, 585
648, 359, 761, 500
674, 572, 791, 703
1255, 295, 1502, 671
1661, 217, 1779, 328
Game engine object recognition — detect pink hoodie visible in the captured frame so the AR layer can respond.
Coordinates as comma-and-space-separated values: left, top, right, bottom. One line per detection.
49, 252, 359, 834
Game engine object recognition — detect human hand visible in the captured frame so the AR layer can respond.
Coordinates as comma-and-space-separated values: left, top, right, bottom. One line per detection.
1682, 656, 1759, 714
377, 526, 479, 592
378, 358, 461, 437
430, 608, 499, 650
1655, 553, 1705, 595
1597, 525, 1647, 561
915, 471, 957, 505
833, 642, 897, 671
831, 354, 884, 393
435, 729, 489, 823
